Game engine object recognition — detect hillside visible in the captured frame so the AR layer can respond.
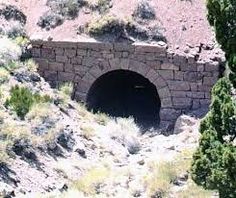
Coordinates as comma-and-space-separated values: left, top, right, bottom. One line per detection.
2, 0, 224, 61
0, 0, 227, 197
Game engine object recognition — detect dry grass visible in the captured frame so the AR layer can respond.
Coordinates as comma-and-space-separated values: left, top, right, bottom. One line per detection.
59, 82, 74, 101
143, 149, 194, 197
72, 165, 110, 195
80, 123, 96, 140
143, 149, 214, 197
176, 180, 214, 198
144, 160, 177, 197
24, 59, 38, 72
26, 102, 55, 121
0, 67, 10, 83
94, 112, 110, 125
0, 140, 11, 163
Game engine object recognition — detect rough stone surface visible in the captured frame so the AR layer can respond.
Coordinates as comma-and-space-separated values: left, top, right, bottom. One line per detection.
31, 40, 221, 127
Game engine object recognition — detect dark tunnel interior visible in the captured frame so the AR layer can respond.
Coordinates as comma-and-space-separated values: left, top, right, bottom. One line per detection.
86, 70, 161, 130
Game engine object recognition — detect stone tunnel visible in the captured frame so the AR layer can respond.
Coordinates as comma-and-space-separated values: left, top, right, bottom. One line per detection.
31, 40, 221, 129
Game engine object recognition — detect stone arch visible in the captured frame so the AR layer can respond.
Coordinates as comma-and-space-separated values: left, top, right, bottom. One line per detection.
74, 58, 173, 127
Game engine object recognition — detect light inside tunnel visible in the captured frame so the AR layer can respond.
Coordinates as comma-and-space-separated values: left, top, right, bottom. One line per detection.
86, 70, 161, 129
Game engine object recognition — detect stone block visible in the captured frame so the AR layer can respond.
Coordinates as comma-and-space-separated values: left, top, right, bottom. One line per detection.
161, 63, 179, 70
65, 49, 76, 58
82, 57, 96, 68
173, 97, 192, 109
114, 52, 123, 58
55, 48, 64, 56
186, 92, 205, 99
34, 58, 48, 70
122, 52, 129, 58
74, 91, 87, 101
168, 81, 190, 91
198, 84, 212, 92
190, 83, 199, 91
200, 99, 211, 106
82, 72, 96, 82
89, 50, 102, 58
174, 71, 183, 80
134, 43, 167, 53
184, 71, 203, 82
114, 43, 133, 52
203, 77, 217, 86
204, 62, 219, 71
74, 65, 89, 77
146, 69, 159, 82
192, 99, 200, 110
158, 70, 174, 80
44, 71, 58, 81
31, 48, 41, 57
197, 64, 204, 72
153, 77, 167, 89
75, 79, 91, 93
161, 97, 173, 108
103, 53, 114, 59
56, 55, 69, 63
171, 91, 187, 97
109, 58, 120, 69
64, 63, 74, 72
77, 49, 87, 56
71, 56, 82, 64
146, 60, 161, 70
173, 53, 187, 64
41, 48, 55, 59
160, 108, 181, 121
58, 72, 74, 81
145, 54, 157, 61
205, 92, 211, 99
180, 64, 197, 71
89, 65, 104, 78
158, 87, 171, 98
48, 62, 64, 72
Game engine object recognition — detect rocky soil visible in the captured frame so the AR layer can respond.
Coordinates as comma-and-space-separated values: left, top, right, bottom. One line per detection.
0, 35, 216, 197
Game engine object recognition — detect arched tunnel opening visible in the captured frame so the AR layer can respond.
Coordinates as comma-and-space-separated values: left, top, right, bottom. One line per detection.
86, 70, 161, 130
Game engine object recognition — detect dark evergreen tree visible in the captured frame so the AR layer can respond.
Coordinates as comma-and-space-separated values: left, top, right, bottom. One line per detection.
191, 2, 236, 196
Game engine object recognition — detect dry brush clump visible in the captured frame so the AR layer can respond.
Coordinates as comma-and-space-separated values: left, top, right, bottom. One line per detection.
81, 14, 166, 42
0, 4, 27, 38
132, 0, 156, 21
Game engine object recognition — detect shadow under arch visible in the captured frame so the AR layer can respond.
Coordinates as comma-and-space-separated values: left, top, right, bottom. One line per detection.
86, 69, 161, 130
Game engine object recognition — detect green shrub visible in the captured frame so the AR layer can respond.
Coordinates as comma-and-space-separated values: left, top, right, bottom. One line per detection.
5, 85, 51, 119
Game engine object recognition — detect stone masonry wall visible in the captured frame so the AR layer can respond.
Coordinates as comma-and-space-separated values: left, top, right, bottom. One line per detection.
31, 40, 221, 128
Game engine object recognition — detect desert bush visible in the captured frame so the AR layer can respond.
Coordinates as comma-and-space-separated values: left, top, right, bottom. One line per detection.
86, 14, 166, 42
59, 82, 74, 99
23, 59, 38, 72
5, 85, 52, 119
37, 11, 64, 30
0, 37, 21, 66
47, 0, 84, 18
73, 165, 110, 195
88, 15, 127, 37
6, 23, 26, 38
97, 0, 111, 13
176, 180, 213, 198
133, 0, 156, 20
0, 68, 10, 84
0, 5, 27, 25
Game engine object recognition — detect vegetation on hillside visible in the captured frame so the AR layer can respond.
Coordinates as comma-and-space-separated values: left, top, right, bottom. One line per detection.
191, 1, 236, 197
